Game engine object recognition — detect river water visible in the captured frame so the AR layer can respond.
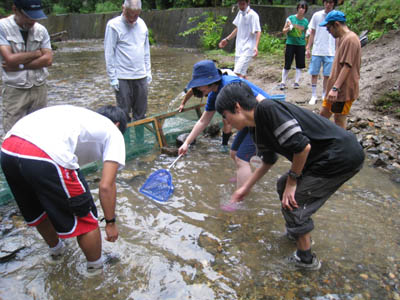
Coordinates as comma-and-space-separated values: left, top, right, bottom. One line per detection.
0, 40, 399, 300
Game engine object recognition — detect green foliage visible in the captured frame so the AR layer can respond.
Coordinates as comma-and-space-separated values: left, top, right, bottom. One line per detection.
0, 7, 7, 17
52, 4, 68, 15
148, 28, 156, 45
179, 12, 227, 50
258, 25, 285, 55
95, 1, 120, 13
342, 0, 400, 41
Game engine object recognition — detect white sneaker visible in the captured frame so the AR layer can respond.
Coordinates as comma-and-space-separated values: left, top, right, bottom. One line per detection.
308, 96, 318, 105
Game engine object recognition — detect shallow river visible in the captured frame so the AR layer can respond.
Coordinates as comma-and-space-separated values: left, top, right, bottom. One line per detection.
0, 40, 399, 300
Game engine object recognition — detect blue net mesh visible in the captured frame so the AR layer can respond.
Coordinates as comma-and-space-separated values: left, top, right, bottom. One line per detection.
139, 169, 174, 203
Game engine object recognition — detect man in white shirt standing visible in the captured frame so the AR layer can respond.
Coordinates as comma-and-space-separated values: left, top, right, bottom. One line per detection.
218, 0, 261, 79
306, 0, 337, 105
104, 0, 151, 142
1, 105, 127, 273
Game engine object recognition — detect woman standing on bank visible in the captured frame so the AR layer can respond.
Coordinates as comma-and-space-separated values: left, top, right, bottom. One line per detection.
279, 1, 309, 90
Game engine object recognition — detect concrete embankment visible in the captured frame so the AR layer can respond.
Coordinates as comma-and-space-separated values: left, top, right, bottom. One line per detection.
40, 5, 320, 49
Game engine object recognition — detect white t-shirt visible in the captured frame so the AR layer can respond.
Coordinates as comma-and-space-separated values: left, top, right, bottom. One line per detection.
233, 6, 261, 57
309, 9, 336, 56
6, 105, 126, 170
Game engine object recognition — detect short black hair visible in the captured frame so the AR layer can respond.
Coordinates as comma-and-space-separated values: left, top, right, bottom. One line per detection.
323, 0, 337, 7
96, 105, 128, 134
297, 1, 308, 13
216, 81, 257, 116
192, 87, 203, 98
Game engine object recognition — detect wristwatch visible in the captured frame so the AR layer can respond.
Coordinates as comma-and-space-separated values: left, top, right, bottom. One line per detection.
288, 170, 302, 180
101, 217, 116, 224
332, 86, 340, 92
18, 64, 24, 70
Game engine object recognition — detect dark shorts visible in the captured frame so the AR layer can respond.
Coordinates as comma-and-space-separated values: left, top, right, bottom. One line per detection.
1, 136, 98, 239
231, 129, 256, 162
284, 44, 306, 70
276, 165, 363, 237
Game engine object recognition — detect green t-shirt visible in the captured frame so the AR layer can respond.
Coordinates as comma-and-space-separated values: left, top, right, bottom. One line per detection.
286, 15, 309, 46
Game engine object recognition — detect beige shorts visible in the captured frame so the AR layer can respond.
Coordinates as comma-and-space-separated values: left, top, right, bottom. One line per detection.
2, 84, 48, 133
234, 55, 253, 76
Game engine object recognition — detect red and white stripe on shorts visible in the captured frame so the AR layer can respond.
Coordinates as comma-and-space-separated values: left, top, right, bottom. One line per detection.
1, 135, 98, 238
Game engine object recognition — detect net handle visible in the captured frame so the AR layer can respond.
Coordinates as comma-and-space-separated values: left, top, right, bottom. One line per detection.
168, 154, 183, 169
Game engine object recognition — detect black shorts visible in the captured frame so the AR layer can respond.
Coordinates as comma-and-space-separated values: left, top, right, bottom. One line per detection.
1, 136, 98, 238
284, 44, 306, 70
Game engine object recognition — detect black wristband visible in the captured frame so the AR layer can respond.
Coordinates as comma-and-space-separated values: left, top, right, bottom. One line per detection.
288, 170, 302, 180
101, 217, 116, 224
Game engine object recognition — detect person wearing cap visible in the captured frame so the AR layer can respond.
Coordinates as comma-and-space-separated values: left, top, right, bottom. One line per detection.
178, 60, 271, 190
306, 0, 337, 105
319, 10, 361, 129
0, 0, 53, 134
218, 0, 261, 79
215, 81, 364, 270
1, 105, 127, 273
104, 0, 151, 144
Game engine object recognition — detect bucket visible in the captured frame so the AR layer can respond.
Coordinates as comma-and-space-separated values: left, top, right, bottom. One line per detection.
270, 94, 286, 101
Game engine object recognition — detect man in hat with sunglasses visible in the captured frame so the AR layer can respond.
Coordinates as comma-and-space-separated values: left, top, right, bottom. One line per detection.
0, 0, 53, 135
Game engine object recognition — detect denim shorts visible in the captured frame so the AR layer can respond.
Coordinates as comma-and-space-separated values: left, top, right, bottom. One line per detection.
308, 55, 334, 76
231, 130, 256, 162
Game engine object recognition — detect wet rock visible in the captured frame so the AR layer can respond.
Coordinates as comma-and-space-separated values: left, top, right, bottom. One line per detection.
176, 133, 196, 147
204, 124, 220, 137
367, 147, 380, 154
390, 172, 400, 184
356, 119, 370, 128
161, 147, 178, 156
0, 235, 27, 263
373, 158, 388, 168
117, 170, 146, 183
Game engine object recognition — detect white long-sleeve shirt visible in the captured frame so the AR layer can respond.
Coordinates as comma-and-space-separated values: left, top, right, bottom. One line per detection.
104, 15, 151, 81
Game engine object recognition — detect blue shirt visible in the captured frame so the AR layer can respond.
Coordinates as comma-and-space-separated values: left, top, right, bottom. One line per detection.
205, 75, 270, 111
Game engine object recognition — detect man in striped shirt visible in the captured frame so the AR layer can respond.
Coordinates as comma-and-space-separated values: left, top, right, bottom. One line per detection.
216, 81, 364, 270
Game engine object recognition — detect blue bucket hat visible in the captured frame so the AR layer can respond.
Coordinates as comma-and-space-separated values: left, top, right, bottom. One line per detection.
319, 10, 346, 26
186, 60, 222, 89
14, 0, 47, 20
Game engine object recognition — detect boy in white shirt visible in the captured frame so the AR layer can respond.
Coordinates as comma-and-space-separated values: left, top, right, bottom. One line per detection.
218, 0, 261, 79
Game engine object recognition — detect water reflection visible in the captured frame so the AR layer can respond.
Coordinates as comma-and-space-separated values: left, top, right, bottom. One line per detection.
0, 40, 399, 300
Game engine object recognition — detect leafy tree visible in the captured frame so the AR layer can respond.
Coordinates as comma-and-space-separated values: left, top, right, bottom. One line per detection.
180, 12, 227, 50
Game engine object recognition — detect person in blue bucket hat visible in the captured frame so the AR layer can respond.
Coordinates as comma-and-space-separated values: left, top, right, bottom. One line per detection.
319, 10, 361, 129
178, 60, 276, 197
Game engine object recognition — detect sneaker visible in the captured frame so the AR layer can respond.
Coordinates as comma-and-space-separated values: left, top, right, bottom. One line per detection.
49, 240, 67, 263
308, 96, 318, 105
293, 82, 300, 89
219, 144, 229, 153
287, 251, 321, 271
87, 253, 120, 273
279, 83, 286, 90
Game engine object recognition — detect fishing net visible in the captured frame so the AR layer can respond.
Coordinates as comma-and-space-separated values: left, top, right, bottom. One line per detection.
139, 169, 174, 204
